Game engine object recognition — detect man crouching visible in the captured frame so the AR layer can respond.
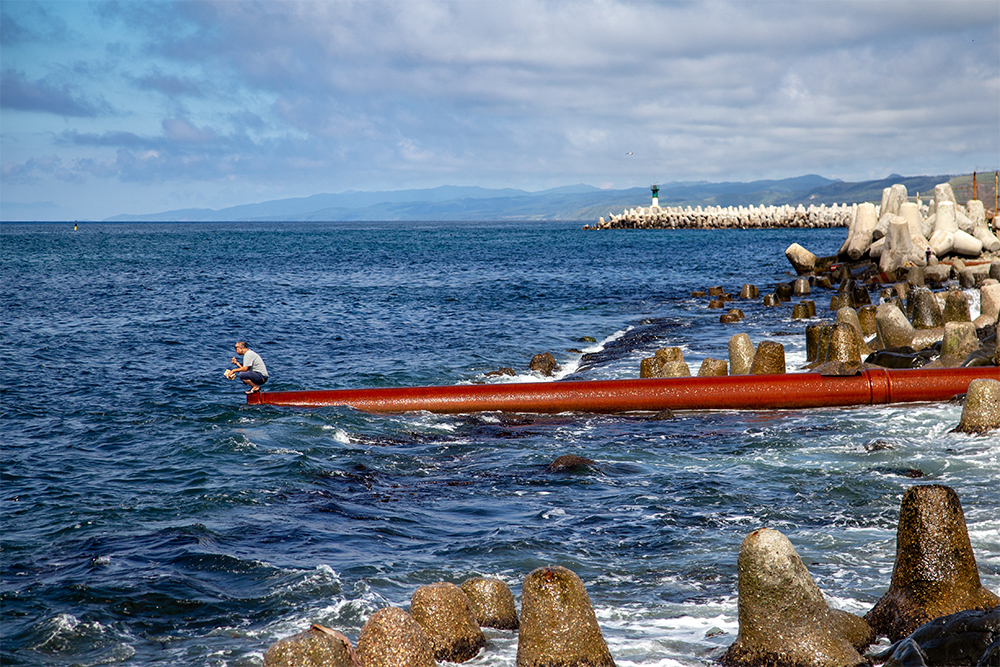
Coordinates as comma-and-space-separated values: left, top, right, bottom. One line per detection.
225, 341, 269, 394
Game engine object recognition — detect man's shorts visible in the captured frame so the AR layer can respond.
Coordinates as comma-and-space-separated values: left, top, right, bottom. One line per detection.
238, 371, 268, 385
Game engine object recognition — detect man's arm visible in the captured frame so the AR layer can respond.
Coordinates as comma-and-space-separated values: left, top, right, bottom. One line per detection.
225, 362, 250, 379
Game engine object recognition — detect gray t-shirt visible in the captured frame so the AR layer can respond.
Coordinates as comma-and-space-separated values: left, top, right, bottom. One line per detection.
243, 349, 268, 377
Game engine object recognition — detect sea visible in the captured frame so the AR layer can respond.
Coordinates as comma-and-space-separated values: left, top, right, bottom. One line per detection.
2, 220, 998, 667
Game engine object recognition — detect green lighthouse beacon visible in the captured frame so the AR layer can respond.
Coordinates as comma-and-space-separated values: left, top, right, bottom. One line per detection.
651, 184, 659, 208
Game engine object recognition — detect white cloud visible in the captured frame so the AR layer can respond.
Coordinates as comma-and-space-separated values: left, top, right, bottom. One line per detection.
1, 0, 997, 219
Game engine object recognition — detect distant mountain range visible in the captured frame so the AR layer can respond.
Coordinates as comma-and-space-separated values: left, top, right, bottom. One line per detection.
104, 173, 971, 222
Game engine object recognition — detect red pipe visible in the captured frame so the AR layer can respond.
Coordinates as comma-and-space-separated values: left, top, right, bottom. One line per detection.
246, 367, 996, 414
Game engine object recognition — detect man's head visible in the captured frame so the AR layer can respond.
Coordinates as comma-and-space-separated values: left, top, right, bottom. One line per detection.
235, 341, 248, 355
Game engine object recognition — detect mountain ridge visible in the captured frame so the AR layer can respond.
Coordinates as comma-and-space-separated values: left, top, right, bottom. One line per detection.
102, 173, 983, 222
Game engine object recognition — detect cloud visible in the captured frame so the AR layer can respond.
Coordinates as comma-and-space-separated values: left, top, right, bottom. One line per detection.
1, 200, 59, 210
0, 69, 110, 117
134, 69, 205, 97
102, 1, 996, 154
162, 117, 217, 143
1, 154, 88, 185
0, 4, 70, 45
2, 0, 997, 220
46, 120, 336, 185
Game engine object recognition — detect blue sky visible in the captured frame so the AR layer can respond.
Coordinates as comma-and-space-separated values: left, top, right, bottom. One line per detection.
2, 0, 998, 221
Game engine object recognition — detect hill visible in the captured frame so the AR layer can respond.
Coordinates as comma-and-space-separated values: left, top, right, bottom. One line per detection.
103, 172, 994, 222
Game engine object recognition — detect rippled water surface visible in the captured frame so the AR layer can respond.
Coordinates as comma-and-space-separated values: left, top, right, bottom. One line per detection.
2, 220, 998, 666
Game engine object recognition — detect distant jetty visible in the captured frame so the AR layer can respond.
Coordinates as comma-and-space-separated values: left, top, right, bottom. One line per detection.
586, 202, 855, 230
588, 179, 1000, 269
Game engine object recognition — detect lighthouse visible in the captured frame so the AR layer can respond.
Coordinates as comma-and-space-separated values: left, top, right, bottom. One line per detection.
651, 184, 659, 208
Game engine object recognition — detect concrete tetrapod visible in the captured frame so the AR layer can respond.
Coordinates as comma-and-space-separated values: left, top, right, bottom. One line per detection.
824, 322, 865, 364
881, 218, 926, 275
263, 624, 360, 667
865, 485, 1000, 641
910, 289, 944, 330
940, 322, 979, 361
729, 334, 755, 375
876, 303, 915, 349
517, 565, 616, 667
721, 528, 872, 667
356, 607, 436, 667
943, 290, 972, 323
786, 243, 817, 274
698, 357, 729, 377
750, 341, 785, 375
410, 582, 486, 663
955, 378, 1000, 434
461, 577, 519, 630
845, 203, 878, 261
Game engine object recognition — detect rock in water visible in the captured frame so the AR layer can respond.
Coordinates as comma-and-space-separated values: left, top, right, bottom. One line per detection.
655, 346, 685, 362
721, 528, 872, 667
461, 576, 519, 630
356, 607, 436, 667
955, 379, 1000, 434
530, 352, 559, 376
410, 582, 486, 663
865, 485, 1000, 641
264, 624, 360, 667
880, 637, 928, 667
517, 565, 616, 667
880, 608, 1000, 667
547, 455, 595, 472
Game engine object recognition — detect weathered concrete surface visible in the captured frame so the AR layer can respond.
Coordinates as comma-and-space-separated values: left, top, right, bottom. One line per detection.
410, 582, 486, 663
517, 565, 616, 667
721, 528, 871, 667
865, 485, 1000, 641
263, 624, 360, 667
356, 607, 436, 667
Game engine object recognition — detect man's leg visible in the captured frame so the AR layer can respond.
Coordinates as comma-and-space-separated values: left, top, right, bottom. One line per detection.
238, 371, 263, 392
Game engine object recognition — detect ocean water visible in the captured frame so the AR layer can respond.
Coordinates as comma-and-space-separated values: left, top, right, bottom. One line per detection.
2, 220, 998, 667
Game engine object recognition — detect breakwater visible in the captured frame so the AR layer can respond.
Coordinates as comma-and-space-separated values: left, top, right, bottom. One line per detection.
588, 202, 856, 230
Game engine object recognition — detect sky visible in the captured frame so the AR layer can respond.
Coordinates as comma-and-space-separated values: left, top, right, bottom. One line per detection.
1, 0, 998, 221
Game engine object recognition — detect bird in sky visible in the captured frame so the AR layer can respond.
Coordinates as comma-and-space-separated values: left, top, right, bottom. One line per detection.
626, 152, 634, 155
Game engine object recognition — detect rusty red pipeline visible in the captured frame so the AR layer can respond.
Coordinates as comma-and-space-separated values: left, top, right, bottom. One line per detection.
246, 367, 996, 414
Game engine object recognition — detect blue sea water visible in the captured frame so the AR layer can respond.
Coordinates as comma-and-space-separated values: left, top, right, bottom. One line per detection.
2, 220, 998, 667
